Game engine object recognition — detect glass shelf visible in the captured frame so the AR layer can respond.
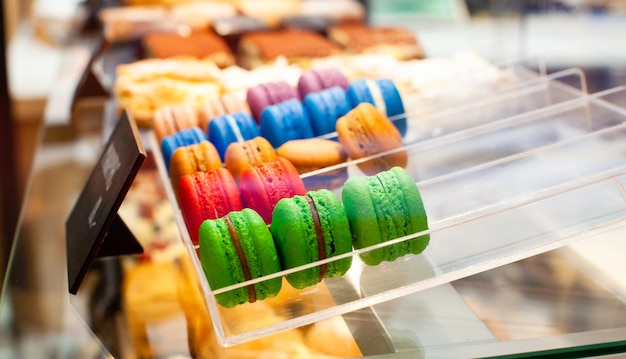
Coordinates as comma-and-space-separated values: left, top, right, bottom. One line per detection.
147, 63, 626, 347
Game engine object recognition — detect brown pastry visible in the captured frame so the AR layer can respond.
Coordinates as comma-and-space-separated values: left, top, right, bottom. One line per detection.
152, 103, 198, 143
329, 24, 425, 61
276, 138, 347, 173
198, 92, 250, 131
143, 31, 235, 68
238, 30, 342, 69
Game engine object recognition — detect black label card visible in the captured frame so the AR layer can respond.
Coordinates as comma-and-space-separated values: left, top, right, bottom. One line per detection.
66, 110, 146, 294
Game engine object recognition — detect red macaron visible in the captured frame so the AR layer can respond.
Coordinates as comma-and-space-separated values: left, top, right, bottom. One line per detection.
178, 167, 243, 245
239, 157, 306, 223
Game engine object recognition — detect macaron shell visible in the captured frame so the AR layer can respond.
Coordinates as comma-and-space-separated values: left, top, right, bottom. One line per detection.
319, 68, 349, 90
247, 81, 299, 122
198, 98, 228, 131
336, 103, 407, 175
276, 138, 347, 173
169, 140, 222, 196
239, 157, 306, 223
388, 167, 429, 254
153, 104, 198, 142
297, 70, 325, 98
161, 127, 207, 170
376, 78, 407, 136
260, 99, 315, 148
304, 86, 351, 136
178, 168, 243, 245
224, 136, 277, 182
341, 175, 385, 265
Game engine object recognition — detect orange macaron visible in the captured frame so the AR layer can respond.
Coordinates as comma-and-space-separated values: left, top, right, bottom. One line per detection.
336, 102, 407, 175
224, 136, 276, 182
153, 103, 199, 143
169, 140, 223, 196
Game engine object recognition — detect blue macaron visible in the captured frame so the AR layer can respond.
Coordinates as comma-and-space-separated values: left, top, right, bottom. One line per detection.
161, 127, 207, 171
209, 111, 260, 160
260, 99, 315, 148
347, 78, 407, 136
303, 86, 352, 137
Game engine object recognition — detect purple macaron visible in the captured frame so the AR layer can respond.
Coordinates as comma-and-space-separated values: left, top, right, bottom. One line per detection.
297, 67, 349, 99
247, 81, 299, 123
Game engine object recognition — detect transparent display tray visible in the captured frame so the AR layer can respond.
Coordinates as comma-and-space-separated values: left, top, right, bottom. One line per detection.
148, 65, 626, 347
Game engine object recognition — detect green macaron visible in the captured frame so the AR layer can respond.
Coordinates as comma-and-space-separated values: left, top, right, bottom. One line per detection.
199, 208, 282, 308
341, 166, 429, 266
271, 189, 353, 289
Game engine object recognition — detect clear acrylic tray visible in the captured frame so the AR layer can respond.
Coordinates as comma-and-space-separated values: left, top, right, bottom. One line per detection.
149, 65, 626, 346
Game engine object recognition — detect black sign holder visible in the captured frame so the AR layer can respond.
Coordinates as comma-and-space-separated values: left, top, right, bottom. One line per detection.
66, 110, 146, 294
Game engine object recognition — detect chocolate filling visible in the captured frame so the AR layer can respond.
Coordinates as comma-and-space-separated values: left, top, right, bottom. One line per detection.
225, 216, 256, 303
306, 195, 327, 282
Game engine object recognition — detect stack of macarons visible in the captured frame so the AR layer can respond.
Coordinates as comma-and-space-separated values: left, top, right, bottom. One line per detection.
198, 166, 430, 308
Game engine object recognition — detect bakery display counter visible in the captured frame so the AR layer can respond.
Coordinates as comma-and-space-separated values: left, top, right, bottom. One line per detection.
3, 61, 626, 358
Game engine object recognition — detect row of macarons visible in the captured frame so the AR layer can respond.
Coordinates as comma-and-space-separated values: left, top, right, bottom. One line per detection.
155, 67, 407, 162
197, 166, 430, 308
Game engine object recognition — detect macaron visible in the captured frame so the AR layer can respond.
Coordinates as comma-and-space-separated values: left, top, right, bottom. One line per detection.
247, 81, 299, 123
208, 111, 260, 160
239, 157, 306, 223
169, 140, 222, 196
303, 86, 352, 136
336, 103, 407, 175
271, 189, 353, 289
178, 168, 243, 245
341, 166, 429, 266
198, 92, 251, 131
347, 78, 406, 135
199, 208, 282, 308
224, 136, 277, 182
276, 138, 347, 173
153, 103, 199, 143
297, 67, 349, 98
161, 126, 207, 171
260, 98, 315, 148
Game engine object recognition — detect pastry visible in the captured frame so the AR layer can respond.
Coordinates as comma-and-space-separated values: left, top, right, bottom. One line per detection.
238, 30, 342, 69
208, 111, 261, 160
237, 0, 302, 29
328, 23, 425, 61
198, 92, 250, 131
347, 77, 406, 135
143, 31, 235, 68
169, 1, 238, 31
239, 157, 306, 223
336, 103, 406, 175
178, 168, 243, 246
98, 6, 172, 43
260, 98, 314, 148
341, 167, 429, 265
198, 208, 282, 308
276, 138, 347, 173
246, 81, 299, 123
168, 140, 222, 196
152, 103, 198, 143
300, 0, 365, 24
303, 86, 352, 136
224, 136, 276, 183
271, 189, 353, 289
161, 126, 207, 170
297, 67, 349, 99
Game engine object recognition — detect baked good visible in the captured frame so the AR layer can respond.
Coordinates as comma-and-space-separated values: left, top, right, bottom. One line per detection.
237, 0, 302, 28
179, 168, 243, 246
152, 103, 198, 143
98, 6, 171, 43
276, 138, 347, 173
168, 140, 222, 196
297, 67, 349, 99
328, 24, 425, 61
238, 30, 342, 69
160, 126, 207, 170
208, 111, 261, 160
303, 86, 352, 136
341, 166, 429, 265
246, 81, 299, 123
347, 77, 406, 135
239, 157, 306, 223
271, 189, 353, 289
198, 92, 250, 131
114, 58, 222, 126
224, 136, 276, 182
198, 208, 282, 308
336, 103, 406, 175
169, 1, 238, 31
259, 98, 314, 148
300, 0, 365, 23
143, 31, 235, 68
